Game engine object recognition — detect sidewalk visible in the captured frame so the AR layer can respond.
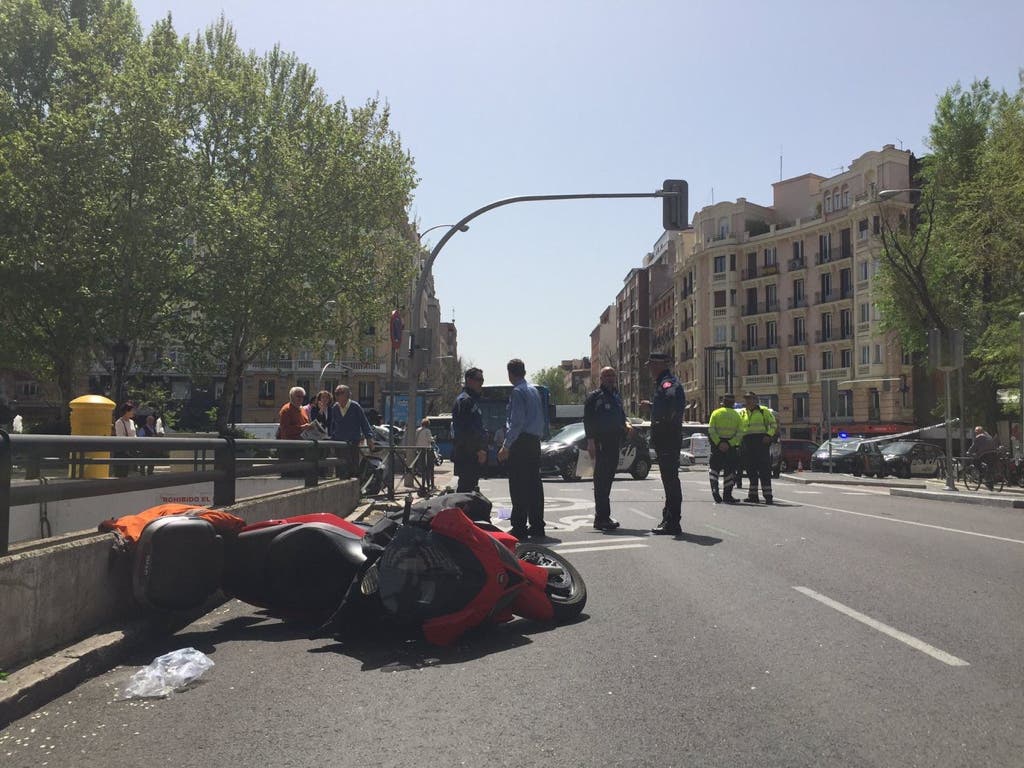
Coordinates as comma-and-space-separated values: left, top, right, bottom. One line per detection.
781, 470, 1024, 509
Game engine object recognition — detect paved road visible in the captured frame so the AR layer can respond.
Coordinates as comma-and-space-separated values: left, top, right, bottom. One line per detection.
3, 470, 1023, 767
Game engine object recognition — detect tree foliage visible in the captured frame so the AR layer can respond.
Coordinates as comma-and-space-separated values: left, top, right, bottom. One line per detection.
0, 3, 418, 428
875, 76, 1024, 424
532, 365, 583, 405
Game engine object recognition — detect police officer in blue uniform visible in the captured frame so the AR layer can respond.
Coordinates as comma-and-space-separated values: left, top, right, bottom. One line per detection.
451, 367, 488, 493
584, 366, 631, 531
642, 353, 686, 535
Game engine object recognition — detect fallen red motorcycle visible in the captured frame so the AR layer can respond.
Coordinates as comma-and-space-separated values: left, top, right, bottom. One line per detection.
125, 493, 587, 646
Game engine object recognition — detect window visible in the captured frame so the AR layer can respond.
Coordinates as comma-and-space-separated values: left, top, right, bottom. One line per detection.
858, 219, 869, 240
713, 255, 726, 273
793, 278, 805, 304
766, 357, 778, 374
869, 388, 881, 420
17, 381, 39, 397
841, 348, 852, 368
719, 218, 729, 238
358, 381, 374, 406
901, 349, 912, 366
792, 240, 804, 261
794, 393, 810, 419
361, 346, 375, 362
825, 195, 833, 213
730, 253, 736, 271
793, 354, 806, 372
859, 302, 871, 323
821, 312, 832, 340
363, 325, 376, 336
857, 260, 869, 281
836, 390, 853, 418
793, 316, 805, 344
747, 360, 759, 375
766, 321, 778, 346
821, 272, 832, 299
822, 350, 834, 369
714, 290, 727, 308
819, 232, 832, 261
874, 344, 882, 364
765, 284, 778, 309
258, 379, 276, 407
763, 246, 777, 266
840, 268, 852, 297
861, 345, 871, 364
714, 325, 727, 343
840, 309, 852, 339
843, 189, 850, 208
840, 228, 852, 259
873, 215, 880, 235
746, 324, 758, 348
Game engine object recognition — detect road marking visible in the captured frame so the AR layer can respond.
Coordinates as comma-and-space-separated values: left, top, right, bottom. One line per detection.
790, 490, 822, 494
775, 498, 1024, 546
703, 524, 739, 537
841, 492, 871, 496
555, 536, 645, 547
793, 586, 970, 667
629, 507, 658, 520
554, 543, 649, 554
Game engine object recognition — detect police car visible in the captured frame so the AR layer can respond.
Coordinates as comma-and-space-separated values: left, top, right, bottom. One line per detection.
540, 422, 651, 481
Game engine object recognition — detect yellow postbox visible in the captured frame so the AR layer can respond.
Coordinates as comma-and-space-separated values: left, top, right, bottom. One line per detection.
69, 395, 116, 479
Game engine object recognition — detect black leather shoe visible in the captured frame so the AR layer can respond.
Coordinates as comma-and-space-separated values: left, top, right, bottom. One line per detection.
712, 490, 722, 503
651, 524, 683, 535
509, 528, 529, 539
723, 495, 739, 504
594, 518, 620, 531
528, 528, 546, 538
746, 495, 759, 503
763, 497, 774, 505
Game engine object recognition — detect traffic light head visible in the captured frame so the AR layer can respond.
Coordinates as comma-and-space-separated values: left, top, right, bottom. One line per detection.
662, 179, 688, 231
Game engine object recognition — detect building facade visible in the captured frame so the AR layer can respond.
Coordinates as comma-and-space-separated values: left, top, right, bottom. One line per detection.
678, 144, 915, 439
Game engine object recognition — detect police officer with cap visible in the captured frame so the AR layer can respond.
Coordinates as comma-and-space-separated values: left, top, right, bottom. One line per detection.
708, 392, 743, 503
584, 366, 631, 531
641, 352, 686, 535
740, 391, 778, 503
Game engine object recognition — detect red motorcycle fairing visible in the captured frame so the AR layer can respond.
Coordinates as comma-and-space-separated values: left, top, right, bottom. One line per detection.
420, 508, 554, 646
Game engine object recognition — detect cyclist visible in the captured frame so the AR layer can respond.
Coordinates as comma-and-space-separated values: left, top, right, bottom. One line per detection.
966, 425, 998, 490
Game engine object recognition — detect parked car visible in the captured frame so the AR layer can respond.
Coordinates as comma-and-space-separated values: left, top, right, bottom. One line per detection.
540, 422, 651, 481
777, 439, 819, 474
850, 441, 888, 478
810, 438, 866, 472
881, 441, 944, 478
680, 433, 711, 463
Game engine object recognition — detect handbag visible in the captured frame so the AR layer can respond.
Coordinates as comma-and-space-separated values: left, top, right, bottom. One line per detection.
300, 421, 328, 441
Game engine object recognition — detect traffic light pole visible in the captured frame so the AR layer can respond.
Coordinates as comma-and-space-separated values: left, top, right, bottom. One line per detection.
405, 186, 687, 454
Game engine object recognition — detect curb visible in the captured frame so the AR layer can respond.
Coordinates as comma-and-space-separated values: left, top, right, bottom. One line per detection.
781, 473, 927, 489
889, 488, 1024, 509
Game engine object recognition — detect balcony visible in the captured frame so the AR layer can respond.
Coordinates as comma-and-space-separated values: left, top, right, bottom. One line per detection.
839, 245, 853, 260
742, 267, 758, 280
712, 307, 728, 318
814, 330, 834, 343
742, 374, 778, 388
741, 300, 780, 316
814, 251, 831, 265
786, 371, 807, 385
788, 333, 807, 346
787, 257, 806, 272
788, 296, 808, 309
815, 290, 851, 305
816, 367, 851, 382
856, 321, 871, 335
712, 272, 727, 283
857, 364, 871, 377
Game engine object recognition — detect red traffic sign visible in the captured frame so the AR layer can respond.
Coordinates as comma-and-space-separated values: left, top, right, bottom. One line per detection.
390, 310, 403, 350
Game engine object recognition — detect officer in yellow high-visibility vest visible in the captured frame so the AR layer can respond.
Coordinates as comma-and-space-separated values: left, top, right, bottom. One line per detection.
740, 391, 778, 503
708, 393, 743, 503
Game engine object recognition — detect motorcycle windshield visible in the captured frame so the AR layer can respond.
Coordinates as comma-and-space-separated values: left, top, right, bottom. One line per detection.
376, 525, 487, 622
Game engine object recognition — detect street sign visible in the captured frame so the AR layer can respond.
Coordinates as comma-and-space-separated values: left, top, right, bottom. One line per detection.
928, 328, 963, 371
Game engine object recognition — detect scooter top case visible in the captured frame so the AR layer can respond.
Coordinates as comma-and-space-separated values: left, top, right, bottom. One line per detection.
400, 491, 493, 526
132, 515, 224, 611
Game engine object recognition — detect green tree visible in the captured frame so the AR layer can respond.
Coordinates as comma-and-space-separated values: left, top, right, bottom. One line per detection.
533, 365, 576, 404
177, 19, 417, 431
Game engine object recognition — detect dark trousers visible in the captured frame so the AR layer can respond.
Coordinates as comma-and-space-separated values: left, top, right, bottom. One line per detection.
335, 444, 361, 480
653, 428, 682, 524
742, 436, 773, 499
454, 449, 482, 493
508, 434, 544, 533
593, 436, 621, 523
709, 444, 738, 497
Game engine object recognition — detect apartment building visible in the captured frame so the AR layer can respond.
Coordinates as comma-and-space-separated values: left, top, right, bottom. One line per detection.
590, 304, 617, 381
677, 144, 916, 440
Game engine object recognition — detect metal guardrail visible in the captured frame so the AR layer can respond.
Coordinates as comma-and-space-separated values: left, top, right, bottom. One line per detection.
0, 431, 434, 555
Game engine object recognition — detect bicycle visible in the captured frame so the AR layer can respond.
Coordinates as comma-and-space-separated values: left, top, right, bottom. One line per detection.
961, 452, 1004, 492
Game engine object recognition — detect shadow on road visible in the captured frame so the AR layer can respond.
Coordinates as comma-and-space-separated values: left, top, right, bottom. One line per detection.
678, 532, 723, 546
309, 613, 590, 672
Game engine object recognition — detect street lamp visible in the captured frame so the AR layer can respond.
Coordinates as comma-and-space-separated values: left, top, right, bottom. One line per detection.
318, 361, 351, 393
418, 224, 469, 242
1018, 311, 1024, 459
877, 188, 921, 201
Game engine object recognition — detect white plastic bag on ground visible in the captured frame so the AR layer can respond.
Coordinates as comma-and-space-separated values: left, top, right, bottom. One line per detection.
120, 647, 214, 699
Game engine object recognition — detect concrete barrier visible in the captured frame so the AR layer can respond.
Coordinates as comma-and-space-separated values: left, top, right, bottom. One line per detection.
0, 478, 359, 674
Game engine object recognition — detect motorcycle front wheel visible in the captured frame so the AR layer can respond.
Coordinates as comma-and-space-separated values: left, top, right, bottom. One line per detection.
514, 543, 587, 621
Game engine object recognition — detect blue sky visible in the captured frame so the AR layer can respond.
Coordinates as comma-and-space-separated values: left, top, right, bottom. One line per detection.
133, 0, 1024, 383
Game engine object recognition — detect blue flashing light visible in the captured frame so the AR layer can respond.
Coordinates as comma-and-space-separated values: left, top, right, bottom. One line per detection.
838, 431, 849, 439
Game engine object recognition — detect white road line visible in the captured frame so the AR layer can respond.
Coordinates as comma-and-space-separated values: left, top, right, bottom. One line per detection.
555, 537, 645, 547
790, 490, 822, 494
793, 586, 970, 667
629, 507, 658, 520
841, 492, 871, 496
702, 524, 739, 538
555, 543, 649, 554
775, 497, 1024, 546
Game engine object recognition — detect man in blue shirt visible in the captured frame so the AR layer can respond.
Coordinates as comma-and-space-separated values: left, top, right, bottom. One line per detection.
497, 358, 546, 539
451, 367, 488, 492
328, 385, 375, 479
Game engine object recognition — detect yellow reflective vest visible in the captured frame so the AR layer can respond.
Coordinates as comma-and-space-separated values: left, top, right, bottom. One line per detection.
740, 406, 777, 438
708, 407, 743, 447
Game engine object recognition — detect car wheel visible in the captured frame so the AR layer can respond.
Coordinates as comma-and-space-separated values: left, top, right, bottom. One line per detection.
559, 463, 577, 482
779, 459, 790, 474
631, 457, 650, 480
900, 465, 912, 479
